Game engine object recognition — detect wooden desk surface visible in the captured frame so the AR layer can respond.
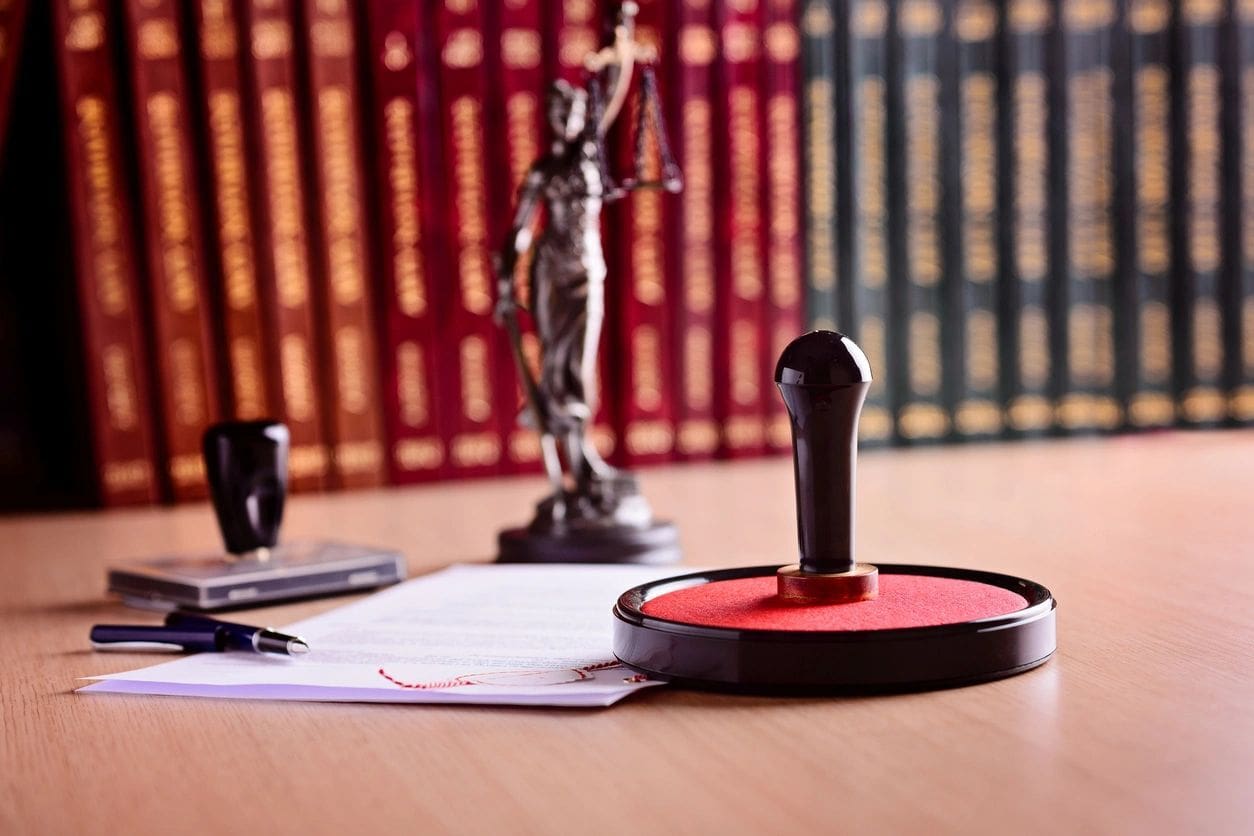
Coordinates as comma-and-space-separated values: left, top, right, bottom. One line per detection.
2, 432, 1252, 835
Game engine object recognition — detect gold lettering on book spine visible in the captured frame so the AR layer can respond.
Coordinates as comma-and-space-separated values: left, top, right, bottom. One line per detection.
805, 79, 836, 292
683, 326, 713, 411
65, 11, 104, 51
856, 76, 887, 288
729, 86, 762, 300
279, 334, 315, 422
449, 96, 491, 314
632, 101, 665, 307
199, 0, 237, 59
731, 319, 760, 407
169, 337, 206, 426
318, 87, 365, 307
397, 342, 429, 427
76, 97, 127, 316
767, 92, 800, 307
147, 93, 197, 314
1019, 305, 1050, 389
207, 92, 256, 311
1187, 65, 1221, 275
1135, 66, 1170, 276
251, 20, 291, 59
229, 337, 265, 418
905, 75, 941, 287
138, 19, 178, 59
459, 335, 491, 423
631, 325, 663, 412
101, 343, 139, 431
335, 326, 367, 415
962, 74, 997, 284
260, 89, 310, 309
908, 311, 941, 396
682, 98, 715, 311
384, 99, 425, 317
1067, 74, 1114, 280
1014, 74, 1048, 281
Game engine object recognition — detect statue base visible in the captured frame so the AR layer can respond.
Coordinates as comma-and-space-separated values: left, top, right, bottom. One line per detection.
497, 521, 681, 565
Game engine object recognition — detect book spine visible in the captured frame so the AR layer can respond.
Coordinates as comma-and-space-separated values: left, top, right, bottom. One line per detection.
1235, 0, 1254, 420
714, 0, 766, 457
1005, 0, 1056, 435
122, 0, 221, 500
763, 0, 806, 452
298, 0, 385, 489
491, 0, 547, 473
800, 0, 838, 332
672, 2, 720, 461
1125, 0, 1177, 427
952, 0, 1005, 439
850, 0, 893, 445
893, 0, 951, 443
238, 0, 328, 491
1057, 0, 1121, 433
51, 0, 159, 505
0, 0, 28, 151
192, 0, 270, 422
609, 0, 677, 467
361, 1, 446, 484
1174, 0, 1229, 424
434, 1, 505, 478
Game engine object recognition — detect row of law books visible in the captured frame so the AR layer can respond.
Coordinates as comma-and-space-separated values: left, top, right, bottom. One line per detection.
802, 0, 1254, 446
0, 0, 806, 509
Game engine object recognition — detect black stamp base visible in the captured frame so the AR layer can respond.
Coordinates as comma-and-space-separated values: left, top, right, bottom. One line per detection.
496, 521, 682, 565
612, 564, 1057, 693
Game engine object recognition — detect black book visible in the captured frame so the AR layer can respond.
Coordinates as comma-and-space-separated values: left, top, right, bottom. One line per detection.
800, 0, 839, 331
1057, 0, 1121, 433
1173, 0, 1228, 425
849, 0, 893, 446
890, 0, 950, 443
952, 0, 1004, 439
1004, 0, 1057, 436
1121, 0, 1177, 428
1234, 0, 1254, 422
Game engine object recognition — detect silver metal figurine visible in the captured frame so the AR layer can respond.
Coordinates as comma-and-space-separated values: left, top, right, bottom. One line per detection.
494, 3, 682, 564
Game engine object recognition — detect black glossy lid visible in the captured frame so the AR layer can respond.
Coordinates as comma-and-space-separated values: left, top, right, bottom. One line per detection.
774, 330, 873, 386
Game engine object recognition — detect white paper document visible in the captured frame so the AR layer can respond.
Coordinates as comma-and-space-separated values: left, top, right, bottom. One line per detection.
79, 564, 672, 708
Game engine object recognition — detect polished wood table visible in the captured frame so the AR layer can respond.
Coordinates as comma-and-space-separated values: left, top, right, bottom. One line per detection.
2, 432, 1252, 834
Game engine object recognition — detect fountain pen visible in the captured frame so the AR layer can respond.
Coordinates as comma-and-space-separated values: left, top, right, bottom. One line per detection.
90, 611, 310, 656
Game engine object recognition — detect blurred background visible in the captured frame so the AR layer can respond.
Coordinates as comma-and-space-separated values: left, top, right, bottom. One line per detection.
0, 0, 1251, 511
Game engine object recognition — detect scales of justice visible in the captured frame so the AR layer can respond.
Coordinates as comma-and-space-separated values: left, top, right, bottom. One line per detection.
494, 3, 683, 565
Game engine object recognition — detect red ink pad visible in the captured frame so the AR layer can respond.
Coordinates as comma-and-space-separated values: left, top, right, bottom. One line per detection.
640, 573, 1029, 631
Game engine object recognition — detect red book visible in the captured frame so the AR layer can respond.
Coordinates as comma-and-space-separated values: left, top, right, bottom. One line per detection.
607, 0, 677, 466
489, 0, 546, 473
762, 0, 805, 452
238, 0, 329, 491
361, 1, 446, 484
298, 0, 385, 489
671, 2, 720, 461
0, 0, 29, 152
51, 0, 159, 505
122, 0, 222, 501
191, 0, 271, 423
433, 1, 507, 478
714, 1, 767, 457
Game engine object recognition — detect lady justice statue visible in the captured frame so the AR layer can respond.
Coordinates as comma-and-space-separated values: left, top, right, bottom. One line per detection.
494, 3, 682, 564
